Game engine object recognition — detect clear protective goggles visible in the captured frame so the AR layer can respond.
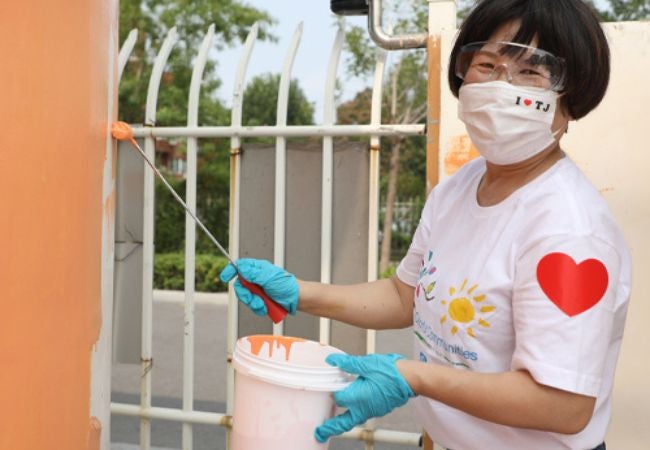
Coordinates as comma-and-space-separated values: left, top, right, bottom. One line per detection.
455, 41, 566, 92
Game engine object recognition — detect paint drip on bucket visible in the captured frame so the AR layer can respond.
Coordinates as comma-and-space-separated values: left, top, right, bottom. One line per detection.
232, 335, 353, 450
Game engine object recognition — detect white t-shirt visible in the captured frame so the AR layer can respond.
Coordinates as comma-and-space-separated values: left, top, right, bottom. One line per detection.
396, 156, 631, 450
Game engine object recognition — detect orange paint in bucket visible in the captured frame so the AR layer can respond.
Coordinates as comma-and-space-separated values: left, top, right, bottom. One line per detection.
247, 335, 305, 361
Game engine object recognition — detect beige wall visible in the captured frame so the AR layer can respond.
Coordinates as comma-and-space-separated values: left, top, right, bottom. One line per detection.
438, 21, 650, 449
568, 22, 650, 450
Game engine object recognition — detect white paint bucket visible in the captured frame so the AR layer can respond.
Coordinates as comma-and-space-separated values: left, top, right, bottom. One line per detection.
232, 335, 353, 450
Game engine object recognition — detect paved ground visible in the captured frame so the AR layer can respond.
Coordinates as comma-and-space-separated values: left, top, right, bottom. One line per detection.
111, 294, 420, 450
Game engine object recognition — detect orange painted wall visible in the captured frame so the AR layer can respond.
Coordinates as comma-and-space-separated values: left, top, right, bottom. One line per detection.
0, 1, 116, 449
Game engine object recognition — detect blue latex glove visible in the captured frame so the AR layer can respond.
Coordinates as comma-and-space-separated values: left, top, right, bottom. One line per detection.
315, 353, 416, 443
219, 258, 299, 316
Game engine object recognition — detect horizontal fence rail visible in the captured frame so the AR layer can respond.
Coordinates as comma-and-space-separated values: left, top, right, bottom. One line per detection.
130, 124, 426, 138
112, 20, 424, 450
112, 404, 422, 446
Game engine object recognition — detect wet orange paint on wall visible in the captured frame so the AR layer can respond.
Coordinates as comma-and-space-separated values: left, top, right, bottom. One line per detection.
0, 1, 116, 449
87, 418, 102, 450
445, 135, 480, 176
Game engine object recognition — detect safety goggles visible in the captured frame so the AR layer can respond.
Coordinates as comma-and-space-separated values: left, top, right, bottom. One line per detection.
455, 41, 566, 92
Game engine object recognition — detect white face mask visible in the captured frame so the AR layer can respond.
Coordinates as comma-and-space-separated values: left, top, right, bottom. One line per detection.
458, 81, 560, 165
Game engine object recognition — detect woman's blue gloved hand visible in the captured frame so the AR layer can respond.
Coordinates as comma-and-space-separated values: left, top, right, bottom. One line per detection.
314, 353, 416, 443
219, 258, 299, 316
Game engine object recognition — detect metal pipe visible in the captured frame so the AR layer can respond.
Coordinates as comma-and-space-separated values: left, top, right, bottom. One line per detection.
368, 0, 428, 50
118, 29, 138, 83
339, 427, 422, 446
363, 47, 387, 449
319, 27, 345, 345
110, 403, 422, 446
140, 26, 178, 450
367, 47, 387, 351
111, 403, 233, 427
273, 22, 303, 337
230, 22, 259, 151
130, 123, 426, 139
181, 24, 214, 450
226, 22, 258, 442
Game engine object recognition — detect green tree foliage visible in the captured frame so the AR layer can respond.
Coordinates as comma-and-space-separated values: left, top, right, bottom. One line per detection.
118, 1, 282, 259
153, 143, 230, 255
148, 77, 316, 257
154, 172, 185, 253
154, 252, 229, 291
338, 0, 428, 271
337, 87, 373, 125
243, 73, 316, 126
593, 0, 650, 21
119, 0, 276, 126
337, 88, 426, 200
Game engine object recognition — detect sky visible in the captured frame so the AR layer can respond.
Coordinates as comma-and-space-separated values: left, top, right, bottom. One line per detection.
214, 0, 371, 120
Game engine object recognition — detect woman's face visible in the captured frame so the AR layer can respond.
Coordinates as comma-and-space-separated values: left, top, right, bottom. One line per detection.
461, 21, 572, 128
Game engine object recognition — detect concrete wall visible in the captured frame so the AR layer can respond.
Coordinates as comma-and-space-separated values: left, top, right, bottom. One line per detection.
0, 2, 117, 449
238, 141, 370, 355
437, 21, 650, 450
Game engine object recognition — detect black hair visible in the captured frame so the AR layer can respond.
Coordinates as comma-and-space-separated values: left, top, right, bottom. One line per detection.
448, 0, 610, 119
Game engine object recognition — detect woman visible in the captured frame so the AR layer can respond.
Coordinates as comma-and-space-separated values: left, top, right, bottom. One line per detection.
220, 1, 631, 448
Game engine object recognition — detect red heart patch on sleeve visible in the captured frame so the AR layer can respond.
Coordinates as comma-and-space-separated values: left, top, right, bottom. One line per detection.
536, 252, 609, 317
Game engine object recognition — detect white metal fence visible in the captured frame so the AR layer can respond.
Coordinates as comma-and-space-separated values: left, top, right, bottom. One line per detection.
112, 22, 425, 450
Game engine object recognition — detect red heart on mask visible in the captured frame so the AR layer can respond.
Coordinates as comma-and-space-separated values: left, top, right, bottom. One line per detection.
536, 252, 609, 317
524, 99, 533, 106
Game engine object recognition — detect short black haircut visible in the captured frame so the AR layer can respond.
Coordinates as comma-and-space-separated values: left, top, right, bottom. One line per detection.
448, 0, 610, 120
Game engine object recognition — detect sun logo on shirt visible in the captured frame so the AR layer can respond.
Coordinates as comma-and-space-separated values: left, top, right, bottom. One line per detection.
440, 279, 495, 338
